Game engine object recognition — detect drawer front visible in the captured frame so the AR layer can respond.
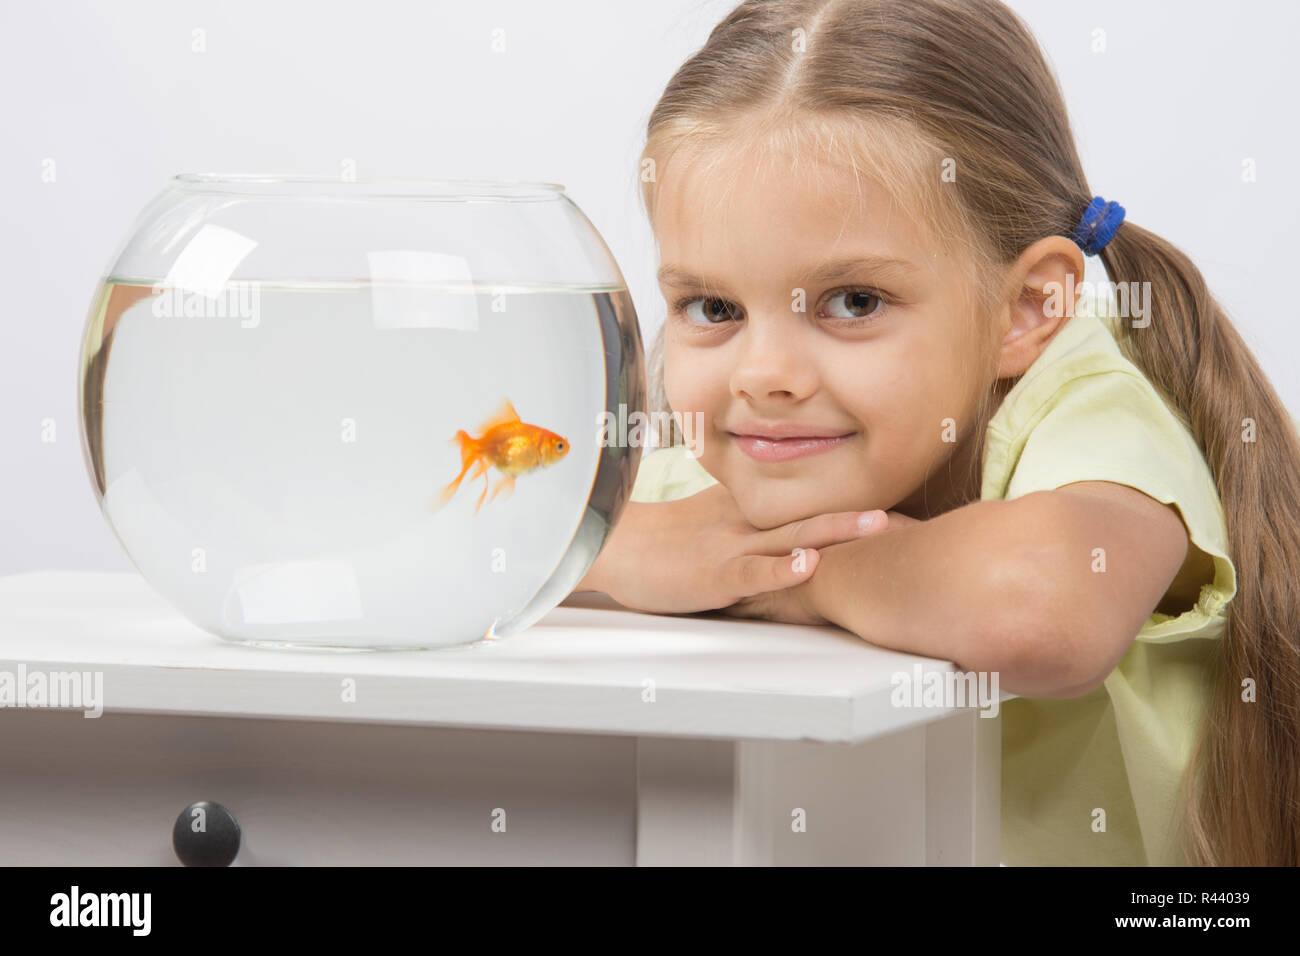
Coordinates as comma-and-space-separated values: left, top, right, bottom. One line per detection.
0, 709, 636, 865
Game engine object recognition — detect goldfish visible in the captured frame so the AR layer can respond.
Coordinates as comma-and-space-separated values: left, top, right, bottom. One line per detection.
432, 397, 570, 514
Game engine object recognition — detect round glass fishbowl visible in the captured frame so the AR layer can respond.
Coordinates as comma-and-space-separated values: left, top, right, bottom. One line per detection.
78, 174, 645, 649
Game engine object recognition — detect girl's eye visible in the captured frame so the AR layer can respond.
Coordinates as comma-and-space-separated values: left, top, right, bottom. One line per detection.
823, 289, 885, 321
672, 288, 889, 327
675, 296, 740, 326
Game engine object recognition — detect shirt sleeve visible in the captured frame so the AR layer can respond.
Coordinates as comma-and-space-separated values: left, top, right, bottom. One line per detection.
1003, 369, 1236, 642
629, 445, 720, 503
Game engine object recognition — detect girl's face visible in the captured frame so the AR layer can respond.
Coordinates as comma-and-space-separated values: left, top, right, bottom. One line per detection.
655, 149, 998, 528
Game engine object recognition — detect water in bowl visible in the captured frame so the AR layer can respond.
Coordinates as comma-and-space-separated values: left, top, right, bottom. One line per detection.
79, 278, 638, 649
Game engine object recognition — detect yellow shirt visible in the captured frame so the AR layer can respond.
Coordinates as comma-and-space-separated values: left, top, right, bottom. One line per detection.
627, 300, 1236, 867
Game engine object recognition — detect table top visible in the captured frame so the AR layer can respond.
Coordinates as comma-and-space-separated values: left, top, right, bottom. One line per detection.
0, 570, 986, 743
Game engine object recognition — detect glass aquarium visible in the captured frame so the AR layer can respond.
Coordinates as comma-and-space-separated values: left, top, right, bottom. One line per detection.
78, 175, 644, 649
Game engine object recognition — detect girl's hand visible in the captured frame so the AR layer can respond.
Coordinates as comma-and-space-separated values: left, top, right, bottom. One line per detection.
717, 509, 923, 625
579, 483, 891, 616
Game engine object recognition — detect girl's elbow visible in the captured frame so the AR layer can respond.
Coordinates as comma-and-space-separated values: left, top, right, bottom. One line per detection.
976, 549, 1106, 698
987, 598, 1112, 697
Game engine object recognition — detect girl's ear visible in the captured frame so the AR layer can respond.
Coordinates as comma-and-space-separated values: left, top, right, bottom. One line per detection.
996, 236, 1087, 379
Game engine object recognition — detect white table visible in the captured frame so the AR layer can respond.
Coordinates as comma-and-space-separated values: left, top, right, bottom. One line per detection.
0, 571, 1002, 866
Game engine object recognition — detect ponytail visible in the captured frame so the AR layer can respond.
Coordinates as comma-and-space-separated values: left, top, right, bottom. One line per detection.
1101, 221, 1300, 865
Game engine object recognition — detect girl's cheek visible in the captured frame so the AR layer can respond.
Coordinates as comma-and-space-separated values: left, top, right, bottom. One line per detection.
665, 361, 716, 420
663, 350, 688, 406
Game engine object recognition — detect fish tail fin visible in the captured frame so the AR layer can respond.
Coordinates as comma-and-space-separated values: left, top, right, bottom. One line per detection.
432, 430, 477, 511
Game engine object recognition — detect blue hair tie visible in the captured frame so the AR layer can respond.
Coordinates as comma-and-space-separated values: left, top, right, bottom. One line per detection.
1071, 196, 1125, 255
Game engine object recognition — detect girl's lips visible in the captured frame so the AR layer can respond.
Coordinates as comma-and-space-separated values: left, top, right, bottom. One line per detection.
730, 432, 855, 462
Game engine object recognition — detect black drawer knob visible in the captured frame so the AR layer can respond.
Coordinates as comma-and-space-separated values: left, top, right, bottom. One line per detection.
172, 801, 241, 867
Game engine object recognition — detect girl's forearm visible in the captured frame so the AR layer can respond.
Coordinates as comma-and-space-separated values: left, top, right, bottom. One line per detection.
805, 497, 1064, 696
574, 542, 613, 593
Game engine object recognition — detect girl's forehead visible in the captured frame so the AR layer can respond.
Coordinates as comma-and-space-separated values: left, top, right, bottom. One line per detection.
658, 115, 933, 202
654, 148, 939, 267
663, 120, 964, 229
671, 151, 877, 209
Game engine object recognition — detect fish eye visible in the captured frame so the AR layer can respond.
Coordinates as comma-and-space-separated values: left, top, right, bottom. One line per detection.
556, 441, 565, 451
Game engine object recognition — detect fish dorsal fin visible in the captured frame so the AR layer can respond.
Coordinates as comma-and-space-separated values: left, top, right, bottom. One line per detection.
476, 397, 522, 434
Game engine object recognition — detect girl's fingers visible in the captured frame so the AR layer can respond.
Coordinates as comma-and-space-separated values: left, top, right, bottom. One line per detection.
759, 509, 887, 555
726, 548, 820, 597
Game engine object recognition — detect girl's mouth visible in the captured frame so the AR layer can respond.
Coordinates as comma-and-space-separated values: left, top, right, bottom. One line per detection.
729, 432, 855, 462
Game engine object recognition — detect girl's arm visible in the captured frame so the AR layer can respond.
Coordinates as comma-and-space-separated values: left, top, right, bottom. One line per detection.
802, 481, 1190, 699
570, 485, 877, 614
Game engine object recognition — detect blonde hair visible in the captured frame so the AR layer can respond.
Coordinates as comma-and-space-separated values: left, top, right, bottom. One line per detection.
638, 0, 1300, 865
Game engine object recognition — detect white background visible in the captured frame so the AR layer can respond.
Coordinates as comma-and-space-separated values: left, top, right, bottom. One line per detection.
2, 0, 1296, 575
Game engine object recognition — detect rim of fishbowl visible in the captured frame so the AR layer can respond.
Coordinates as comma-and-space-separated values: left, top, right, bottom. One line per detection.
170, 173, 568, 201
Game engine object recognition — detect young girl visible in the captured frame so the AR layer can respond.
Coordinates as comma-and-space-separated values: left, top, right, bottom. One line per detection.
576, 0, 1300, 866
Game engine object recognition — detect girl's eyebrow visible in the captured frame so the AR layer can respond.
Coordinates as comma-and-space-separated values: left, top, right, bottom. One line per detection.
657, 254, 919, 289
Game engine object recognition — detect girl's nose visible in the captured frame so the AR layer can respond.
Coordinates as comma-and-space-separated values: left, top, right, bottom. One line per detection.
728, 319, 819, 402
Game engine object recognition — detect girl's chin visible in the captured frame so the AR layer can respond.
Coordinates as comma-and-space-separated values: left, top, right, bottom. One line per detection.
727, 475, 885, 530
730, 488, 828, 530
